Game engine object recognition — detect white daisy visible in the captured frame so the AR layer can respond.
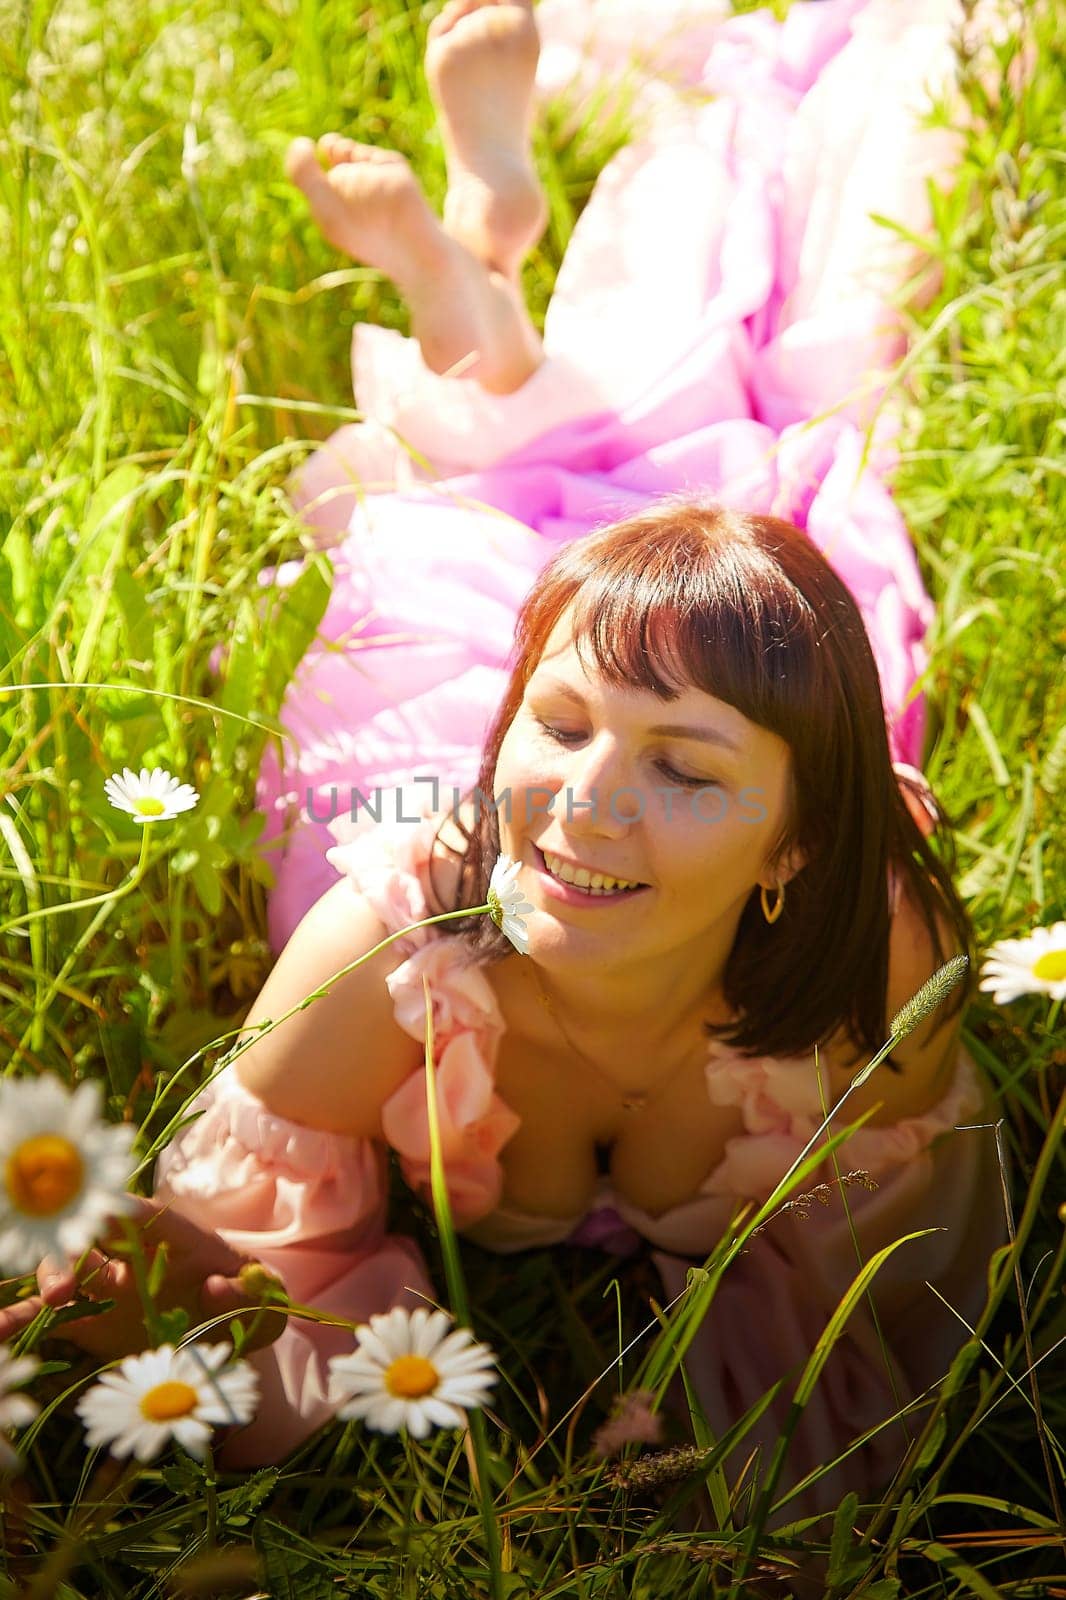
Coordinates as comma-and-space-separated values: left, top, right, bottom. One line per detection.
75, 1342, 259, 1462
978, 920, 1066, 1004
0, 1076, 138, 1276
487, 855, 534, 956
0, 1344, 40, 1474
327, 1306, 497, 1439
103, 766, 199, 824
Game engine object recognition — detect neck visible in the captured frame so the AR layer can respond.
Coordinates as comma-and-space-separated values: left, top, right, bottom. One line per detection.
528, 926, 737, 1047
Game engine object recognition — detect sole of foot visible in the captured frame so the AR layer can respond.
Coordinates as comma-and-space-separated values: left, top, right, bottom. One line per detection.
285, 134, 452, 287
286, 133, 543, 394
426, 0, 548, 278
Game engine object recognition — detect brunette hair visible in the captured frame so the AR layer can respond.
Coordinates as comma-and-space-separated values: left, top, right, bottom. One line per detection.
426, 500, 974, 1064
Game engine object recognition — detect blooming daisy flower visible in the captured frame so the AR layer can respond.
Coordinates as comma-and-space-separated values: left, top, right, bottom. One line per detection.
75, 1342, 259, 1462
0, 1076, 137, 1276
327, 1306, 497, 1439
978, 921, 1066, 1004
487, 855, 534, 956
0, 1344, 40, 1474
104, 766, 199, 824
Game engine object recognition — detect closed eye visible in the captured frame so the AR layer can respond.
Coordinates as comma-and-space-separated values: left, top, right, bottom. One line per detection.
532, 718, 717, 790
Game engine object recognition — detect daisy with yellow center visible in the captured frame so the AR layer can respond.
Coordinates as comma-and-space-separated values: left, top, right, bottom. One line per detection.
0, 1343, 41, 1474
0, 1075, 137, 1276
75, 1342, 259, 1461
327, 1306, 498, 1438
103, 766, 199, 824
978, 920, 1066, 1005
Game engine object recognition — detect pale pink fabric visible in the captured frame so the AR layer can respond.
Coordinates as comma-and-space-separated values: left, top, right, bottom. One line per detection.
153, 1069, 434, 1468
249, 0, 978, 957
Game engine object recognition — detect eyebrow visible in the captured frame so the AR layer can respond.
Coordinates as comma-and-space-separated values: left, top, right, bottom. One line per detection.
530, 676, 744, 752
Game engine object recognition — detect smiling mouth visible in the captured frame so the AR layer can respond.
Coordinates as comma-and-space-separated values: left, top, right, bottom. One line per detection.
533, 845, 647, 897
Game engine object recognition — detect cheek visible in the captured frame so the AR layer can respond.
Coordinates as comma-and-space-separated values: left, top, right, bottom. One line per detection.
491, 732, 558, 842
652, 804, 763, 885
494, 728, 557, 793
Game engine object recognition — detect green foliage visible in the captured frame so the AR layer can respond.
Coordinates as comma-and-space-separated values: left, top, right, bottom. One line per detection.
0, 0, 1063, 1595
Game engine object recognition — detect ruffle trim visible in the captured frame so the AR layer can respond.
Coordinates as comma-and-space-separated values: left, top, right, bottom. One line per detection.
381, 940, 518, 1226
324, 785, 444, 959
161, 1071, 383, 1186
704, 1045, 987, 1203
154, 1070, 389, 1245
325, 808, 519, 1227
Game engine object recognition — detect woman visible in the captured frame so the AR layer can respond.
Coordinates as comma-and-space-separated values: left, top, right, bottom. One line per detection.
7, 0, 1004, 1523
146, 499, 1002, 1512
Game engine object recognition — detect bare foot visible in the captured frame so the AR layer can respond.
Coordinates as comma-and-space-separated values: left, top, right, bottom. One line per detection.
426, 0, 547, 279
286, 134, 543, 394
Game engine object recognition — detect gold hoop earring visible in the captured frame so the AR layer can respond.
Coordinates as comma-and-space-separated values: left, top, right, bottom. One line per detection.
760, 882, 785, 925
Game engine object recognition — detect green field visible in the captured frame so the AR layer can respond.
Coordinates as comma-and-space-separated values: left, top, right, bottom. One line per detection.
1, 0, 1064, 1594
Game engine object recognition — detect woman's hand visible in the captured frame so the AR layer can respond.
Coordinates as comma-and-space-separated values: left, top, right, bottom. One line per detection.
0, 1197, 287, 1359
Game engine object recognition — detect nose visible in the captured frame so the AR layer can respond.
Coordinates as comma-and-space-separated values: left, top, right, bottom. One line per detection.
558, 734, 643, 835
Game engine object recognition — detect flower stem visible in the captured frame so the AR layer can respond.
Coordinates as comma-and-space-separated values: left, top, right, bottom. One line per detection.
420, 976, 503, 1600
0, 819, 153, 937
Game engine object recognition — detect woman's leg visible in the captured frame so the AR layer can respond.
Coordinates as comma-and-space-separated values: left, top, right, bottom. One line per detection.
426, 0, 547, 281
286, 3, 548, 396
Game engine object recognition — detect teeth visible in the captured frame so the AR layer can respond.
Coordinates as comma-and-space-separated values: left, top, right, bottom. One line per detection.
542, 851, 641, 893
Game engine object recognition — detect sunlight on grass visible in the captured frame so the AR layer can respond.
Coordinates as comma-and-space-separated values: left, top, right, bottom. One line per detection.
0, 0, 1063, 1593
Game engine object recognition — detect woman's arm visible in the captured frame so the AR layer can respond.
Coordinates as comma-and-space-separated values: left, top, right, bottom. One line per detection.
234, 878, 427, 1136
0, 882, 428, 1366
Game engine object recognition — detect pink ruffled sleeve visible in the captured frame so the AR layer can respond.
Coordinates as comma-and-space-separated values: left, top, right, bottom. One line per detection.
154, 1068, 434, 1468
325, 807, 522, 1228
322, 785, 443, 958
655, 1043, 1005, 1522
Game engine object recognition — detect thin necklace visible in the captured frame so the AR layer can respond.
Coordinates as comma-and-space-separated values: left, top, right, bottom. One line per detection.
526, 962, 709, 1114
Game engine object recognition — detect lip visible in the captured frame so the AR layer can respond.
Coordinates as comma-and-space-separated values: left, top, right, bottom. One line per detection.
531, 844, 651, 906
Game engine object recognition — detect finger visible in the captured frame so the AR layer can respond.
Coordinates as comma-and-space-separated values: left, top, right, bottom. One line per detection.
40, 1249, 126, 1305
126, 1200, 247, 1275
37, 1259, 77, 1304
0, 1294, 47, 1339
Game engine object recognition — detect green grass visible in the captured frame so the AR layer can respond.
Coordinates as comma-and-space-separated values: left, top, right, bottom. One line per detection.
1, 0, 1064, 1594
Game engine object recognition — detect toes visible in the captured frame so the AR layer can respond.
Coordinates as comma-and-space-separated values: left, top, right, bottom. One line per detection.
428, 0, 480, 42
317, 132, 359, 166
285, 136, 321, 191
315, 135, 407, 171
286, 140, 345, 228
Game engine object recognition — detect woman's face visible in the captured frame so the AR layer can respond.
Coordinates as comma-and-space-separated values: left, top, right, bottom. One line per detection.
492, 612, 802, 973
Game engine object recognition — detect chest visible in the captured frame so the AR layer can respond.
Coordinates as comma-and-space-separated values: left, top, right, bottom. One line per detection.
489, 1027, 748, 1221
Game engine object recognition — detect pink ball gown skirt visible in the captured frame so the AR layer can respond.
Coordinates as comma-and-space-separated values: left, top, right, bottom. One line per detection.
252, 0, 969, 955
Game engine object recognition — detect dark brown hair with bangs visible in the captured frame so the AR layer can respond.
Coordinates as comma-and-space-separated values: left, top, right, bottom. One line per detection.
427, 499, 974, 1064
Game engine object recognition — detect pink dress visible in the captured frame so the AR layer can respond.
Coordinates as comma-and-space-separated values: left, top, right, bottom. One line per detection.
155, 783, 1004, 1518
161, 0, 1007, 1519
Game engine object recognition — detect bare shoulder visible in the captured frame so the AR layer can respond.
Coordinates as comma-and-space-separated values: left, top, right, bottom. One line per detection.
822, 877, 964, 1127
234, 877, 424, 1138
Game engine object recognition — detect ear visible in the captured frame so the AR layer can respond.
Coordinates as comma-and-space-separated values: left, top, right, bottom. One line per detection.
760, 844, 807, 891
